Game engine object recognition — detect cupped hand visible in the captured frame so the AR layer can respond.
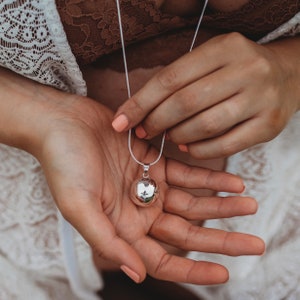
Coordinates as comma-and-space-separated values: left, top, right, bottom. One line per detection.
112, 33, 300, 159
32, 91, 264, 285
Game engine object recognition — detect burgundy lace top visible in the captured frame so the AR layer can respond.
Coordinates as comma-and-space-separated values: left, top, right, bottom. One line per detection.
55, 0, 299, 68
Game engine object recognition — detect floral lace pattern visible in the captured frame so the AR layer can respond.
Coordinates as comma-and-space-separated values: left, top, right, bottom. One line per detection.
0, 0, 86, 95
0, 1, 101, 299
185, 113, 300, 300
204, 0, 300, 40
56, 0, 300, 66
55, 0, 197, 66
259, 11, 300, 43
0, 144, 101, 300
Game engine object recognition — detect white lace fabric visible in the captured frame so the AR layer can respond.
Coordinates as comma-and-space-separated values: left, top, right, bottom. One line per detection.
184, 111, 300, 300
258, 11, 300, 43
0, 1, 299, 299
0, 144, 102, 300
0, 1, 101, 299
0, 0, 86, 95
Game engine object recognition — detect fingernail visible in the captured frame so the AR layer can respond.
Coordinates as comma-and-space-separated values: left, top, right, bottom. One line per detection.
112, 114, 129, 132
178, 144, 188, 152
135, 125, 147, 139
120, 265, 141, 283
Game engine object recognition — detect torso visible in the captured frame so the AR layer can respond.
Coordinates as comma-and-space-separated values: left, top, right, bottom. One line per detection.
207, 0, 249, 12
155, 0, 250, 14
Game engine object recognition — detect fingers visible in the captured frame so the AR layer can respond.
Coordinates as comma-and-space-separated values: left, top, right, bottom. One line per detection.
184, 117, 276, 159
150, 213, 265, 256
112, 36, 226, 133
133, 236, 229, 285
134, 64, 245, 139
165, 159, 245, 193
167, 93, 257, 145
59, 198, 146, 283
164, 188, 258, 220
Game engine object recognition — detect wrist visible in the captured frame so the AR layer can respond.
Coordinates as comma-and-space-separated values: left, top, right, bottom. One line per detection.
265, 37, 300, 112
0, 68, 64, 156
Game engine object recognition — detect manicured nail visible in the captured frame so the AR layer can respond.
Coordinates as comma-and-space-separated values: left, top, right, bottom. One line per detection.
120, 265, 141, 283
112, 114, 129, 132
135, 125, 147, 139
178, 144, 188, 152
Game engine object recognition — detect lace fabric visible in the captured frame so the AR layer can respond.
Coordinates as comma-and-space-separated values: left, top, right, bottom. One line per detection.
0, 0, 86, 95
55, 0, 197, 66
203, 0, 300, 40
56, 0, 300, 67
0, 145, 102, 300
184, 112, 300, 300
259, 11, 300, 43
0, 1, 101, 299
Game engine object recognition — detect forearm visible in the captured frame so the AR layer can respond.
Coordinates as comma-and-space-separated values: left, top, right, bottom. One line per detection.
0, 67, 83, 156
0, 68, 47, 150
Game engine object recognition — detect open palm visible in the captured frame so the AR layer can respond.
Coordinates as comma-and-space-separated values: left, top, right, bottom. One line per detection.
37, 95, 264, 284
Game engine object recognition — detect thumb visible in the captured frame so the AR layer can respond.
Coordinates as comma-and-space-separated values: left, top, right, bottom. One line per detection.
111, 73, 170, 133
112, 100, 146, 133
59, 198, 147, 283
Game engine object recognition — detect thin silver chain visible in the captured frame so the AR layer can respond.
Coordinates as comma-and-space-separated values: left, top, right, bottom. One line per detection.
115, 0, 208, 167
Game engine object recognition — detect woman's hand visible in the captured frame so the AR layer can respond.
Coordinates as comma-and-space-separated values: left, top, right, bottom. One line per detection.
38, 94, 264, 285
112, 33, 300, 159
0, 68, 264, 285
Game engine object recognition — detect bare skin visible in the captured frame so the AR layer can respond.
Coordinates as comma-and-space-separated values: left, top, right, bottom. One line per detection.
112, 34, 300, 159
0, 67, 264, 284
0, 0, 270, 284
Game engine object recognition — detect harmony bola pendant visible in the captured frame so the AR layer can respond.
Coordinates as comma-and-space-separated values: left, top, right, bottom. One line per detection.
131, 164, 158, 207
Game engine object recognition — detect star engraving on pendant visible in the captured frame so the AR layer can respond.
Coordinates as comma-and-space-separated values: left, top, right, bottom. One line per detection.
131, 176, 158, 207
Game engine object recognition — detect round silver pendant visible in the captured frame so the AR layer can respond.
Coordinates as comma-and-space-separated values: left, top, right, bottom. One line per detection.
131, 177, 158, 207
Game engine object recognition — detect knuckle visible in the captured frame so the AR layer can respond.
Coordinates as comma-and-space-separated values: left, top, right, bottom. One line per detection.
221, 32, 247, 48
189, 145, 205, 159
154, 253, 172, 277
252, 55, 273, 77
127, 95, 146, 116
219, 143, 237, 157
221, 232, 231, 254
143, 114, 162, 134
219, 139, 245, 157
223, 98, 243, 123
156, 66, 181, 91
186, 223, 199, 237
200, 114, 221, 137
175, 90, 198, 115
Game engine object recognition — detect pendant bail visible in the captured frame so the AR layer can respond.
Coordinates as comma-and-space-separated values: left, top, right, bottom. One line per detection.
142, 164, 150, 178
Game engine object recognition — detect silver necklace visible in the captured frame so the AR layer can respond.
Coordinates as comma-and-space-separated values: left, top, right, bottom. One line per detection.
115, 0, 208, 207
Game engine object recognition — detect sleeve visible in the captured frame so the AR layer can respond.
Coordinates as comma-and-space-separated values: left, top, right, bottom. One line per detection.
0, 0, 86, 95
258, 11, 300, 44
